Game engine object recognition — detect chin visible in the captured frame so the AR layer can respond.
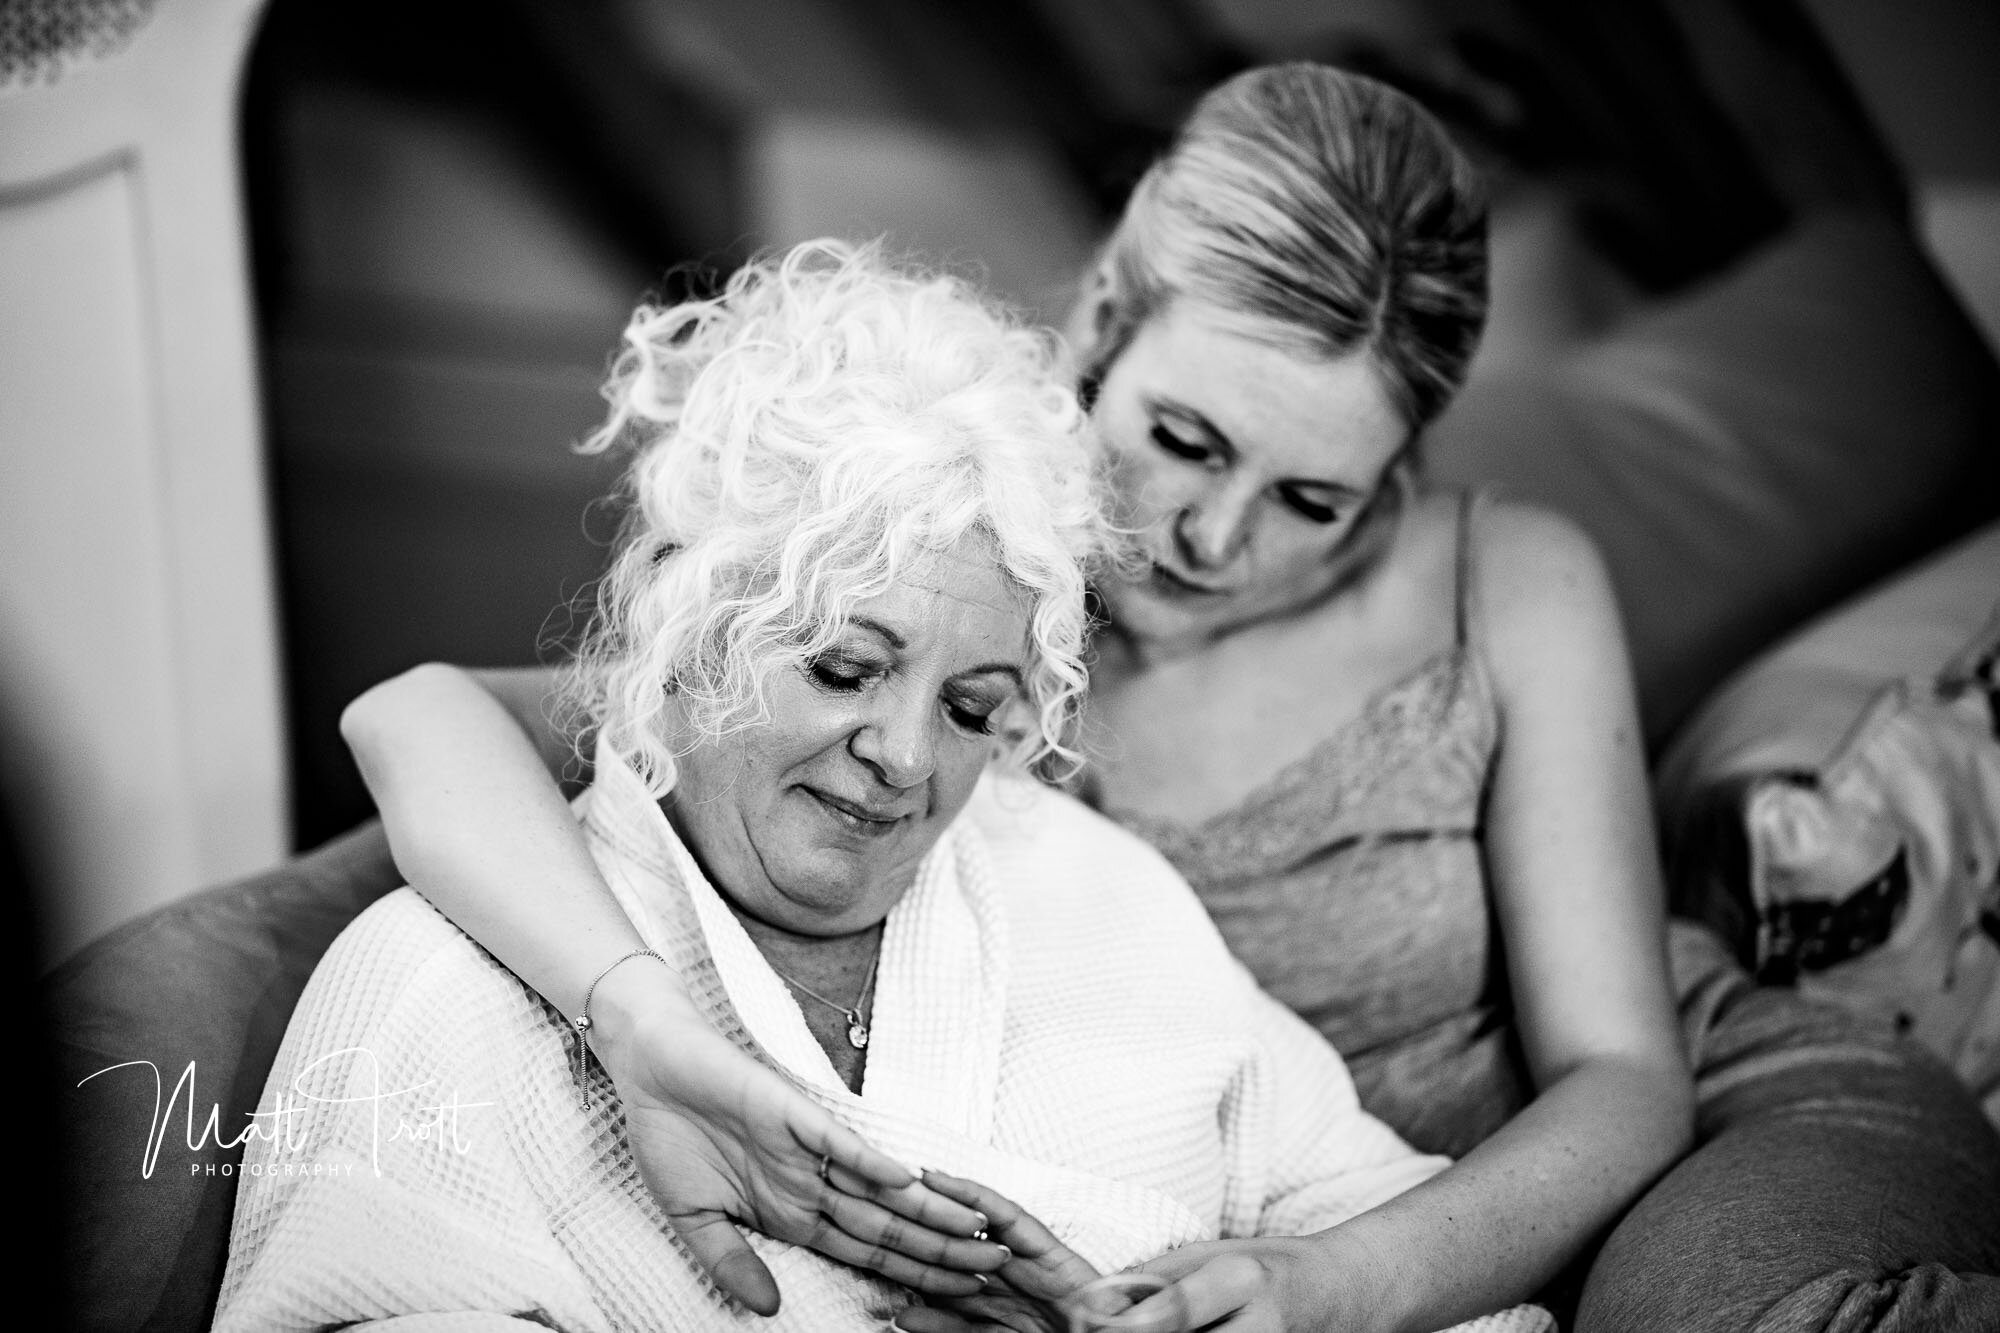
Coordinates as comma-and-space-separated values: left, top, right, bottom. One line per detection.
1101, 581, 1222, 645
769, 858, 896, 932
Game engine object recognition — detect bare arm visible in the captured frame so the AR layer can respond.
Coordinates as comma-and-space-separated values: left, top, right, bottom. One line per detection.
340, 664, 1004, 1310
1353, 505, 1691, 1325
1144, 504, 1693, 1331
342, 663, 638, 1020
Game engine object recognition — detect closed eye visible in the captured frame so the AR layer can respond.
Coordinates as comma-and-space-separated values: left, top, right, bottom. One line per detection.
1277, 483, 1341, 525
1150, 423, 1212, 464
807, 655, 883, 693
946, 701, 997, 735
944, 687, 1009, 735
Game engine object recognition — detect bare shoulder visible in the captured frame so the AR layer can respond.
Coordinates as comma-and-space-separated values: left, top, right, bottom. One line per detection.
1463, 499, 1627, 687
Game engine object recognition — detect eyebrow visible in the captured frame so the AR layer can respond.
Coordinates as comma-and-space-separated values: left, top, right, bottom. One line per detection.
1152, 397, 1368, 500
958, 664, 1026, 688
848, 616, 1026, 685
849, 615, 907, 650
1153, 397, 1237, 457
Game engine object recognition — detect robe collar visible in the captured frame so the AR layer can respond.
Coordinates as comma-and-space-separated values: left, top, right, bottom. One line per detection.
580, 739, 1010, 1143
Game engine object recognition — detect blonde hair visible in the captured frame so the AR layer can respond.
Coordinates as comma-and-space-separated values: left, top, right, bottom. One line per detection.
567, 240, 1113, 790
1081, 62, 1489, 434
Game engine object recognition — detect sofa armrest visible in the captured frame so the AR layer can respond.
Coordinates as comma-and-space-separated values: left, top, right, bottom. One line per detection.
48, 819, 401, 1333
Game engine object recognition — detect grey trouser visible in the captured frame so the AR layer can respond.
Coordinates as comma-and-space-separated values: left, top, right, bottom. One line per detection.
1577, 922, 2000, 1331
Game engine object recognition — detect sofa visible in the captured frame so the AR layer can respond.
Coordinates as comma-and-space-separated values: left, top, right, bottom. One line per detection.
44, 197, 2000, 1330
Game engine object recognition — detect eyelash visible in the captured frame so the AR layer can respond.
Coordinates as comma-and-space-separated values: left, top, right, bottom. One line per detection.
1279, 486, 1341, 525
1150, 424, 1210, 463
809, 658, 880, 693
946, 701, 998, 735
806, 658, 998, 735
1153, 425, 1341, 526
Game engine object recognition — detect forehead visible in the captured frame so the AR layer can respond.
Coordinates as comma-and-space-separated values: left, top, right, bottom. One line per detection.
1122, 303, 1407, 479
842, 535, 1033, 660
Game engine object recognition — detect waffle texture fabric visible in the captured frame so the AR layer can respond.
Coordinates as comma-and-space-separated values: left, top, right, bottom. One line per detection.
216, 743, 1548, 1331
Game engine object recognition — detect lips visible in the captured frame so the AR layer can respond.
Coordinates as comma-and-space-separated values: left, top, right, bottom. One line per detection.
803, 787, 911, 833
1147, 562, 1228, 597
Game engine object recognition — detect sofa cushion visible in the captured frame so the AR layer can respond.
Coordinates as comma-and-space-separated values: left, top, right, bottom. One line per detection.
1656, 520, 2000, 1123
1429, 211, 2000, 744
49, 820, 401, 1333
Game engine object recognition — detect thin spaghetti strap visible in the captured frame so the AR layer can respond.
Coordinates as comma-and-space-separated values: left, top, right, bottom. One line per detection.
1453, 490, 1478, 648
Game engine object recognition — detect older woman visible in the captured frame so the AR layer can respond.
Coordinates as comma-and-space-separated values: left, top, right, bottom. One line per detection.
218, 241, 1544, 1332
340, 65, 2000, 1333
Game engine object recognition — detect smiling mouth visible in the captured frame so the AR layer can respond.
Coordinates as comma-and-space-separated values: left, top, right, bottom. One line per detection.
1148, 562, 1228, 597
803, 787, 909, 836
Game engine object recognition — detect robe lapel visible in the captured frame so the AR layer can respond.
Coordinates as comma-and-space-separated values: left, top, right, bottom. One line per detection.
582, 745, 1009, 1138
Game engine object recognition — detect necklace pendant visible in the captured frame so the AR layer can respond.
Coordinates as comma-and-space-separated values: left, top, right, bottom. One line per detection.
846, 1016, 870, 1050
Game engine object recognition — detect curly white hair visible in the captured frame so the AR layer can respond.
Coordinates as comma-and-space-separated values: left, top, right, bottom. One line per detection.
566, 238, 1117, 790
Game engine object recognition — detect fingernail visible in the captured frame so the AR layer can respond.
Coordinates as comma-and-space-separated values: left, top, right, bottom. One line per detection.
972, 1210, 989, 1229
995, 1243, 1012, 1260
974, 1273, 989, 1288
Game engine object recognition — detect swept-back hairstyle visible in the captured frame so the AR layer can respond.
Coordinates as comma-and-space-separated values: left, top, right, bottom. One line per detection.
1081, 62, 1490, 436
568, 239, 1112, 791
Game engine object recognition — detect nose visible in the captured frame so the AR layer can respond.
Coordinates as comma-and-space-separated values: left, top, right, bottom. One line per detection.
1173, 485, 1255, 571
848, 685, 936, 790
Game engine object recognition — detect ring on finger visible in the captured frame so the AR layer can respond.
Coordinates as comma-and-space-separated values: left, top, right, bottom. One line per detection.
818, 1153, 833, 1184
970, 1228, 988, 1243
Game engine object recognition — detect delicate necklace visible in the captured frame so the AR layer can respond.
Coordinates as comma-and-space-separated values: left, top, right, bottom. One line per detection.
767, 934, 884, 1050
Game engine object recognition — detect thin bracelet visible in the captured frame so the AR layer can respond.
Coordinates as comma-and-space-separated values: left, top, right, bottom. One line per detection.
570, 948, 667, 1110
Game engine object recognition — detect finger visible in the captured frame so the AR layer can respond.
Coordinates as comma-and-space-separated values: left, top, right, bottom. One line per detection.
931, 1294, 1059, 1332
916, 1171, 1033, 1246
1142, 1255, 1263, 1331
668, 1211, 780, 1316
1134, 1243, 1219, 1282
792, 1110, 915, 1192
920, 1171, 1098, 1303
887, 1306, 983, 1333
824, 1159, 990, 1239
816, 1176, 1011, 1271
803, 1213, 993, 1298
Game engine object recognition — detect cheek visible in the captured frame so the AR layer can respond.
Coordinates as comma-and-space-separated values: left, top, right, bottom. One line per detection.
669, 741, 737, 808
927, 735, 993, 814
1241, 515, 1361, 593
1256, 523, 1338, 570
759, 672, 864, 763
1102, 441, 1190, 531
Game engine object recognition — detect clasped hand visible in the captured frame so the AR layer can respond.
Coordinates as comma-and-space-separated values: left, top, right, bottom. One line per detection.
600, 995, 1332, 1329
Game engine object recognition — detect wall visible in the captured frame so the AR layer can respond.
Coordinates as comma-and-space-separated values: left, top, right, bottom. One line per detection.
0, 0, 287, 966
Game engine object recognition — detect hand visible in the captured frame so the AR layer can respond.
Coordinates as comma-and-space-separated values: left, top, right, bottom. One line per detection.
890, 1170, 1101, 1333
589, 968, 1008, 1313
1137, 1235, 1377, 1332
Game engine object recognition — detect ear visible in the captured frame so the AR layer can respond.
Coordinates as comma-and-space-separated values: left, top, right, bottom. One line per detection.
1064, 260, 1118, 357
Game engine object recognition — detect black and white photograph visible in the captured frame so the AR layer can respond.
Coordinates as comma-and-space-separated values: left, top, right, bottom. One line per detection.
9, 1, 2000, 1329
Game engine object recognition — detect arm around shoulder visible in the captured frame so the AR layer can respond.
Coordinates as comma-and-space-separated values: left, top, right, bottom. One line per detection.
340, 661, 650, 1019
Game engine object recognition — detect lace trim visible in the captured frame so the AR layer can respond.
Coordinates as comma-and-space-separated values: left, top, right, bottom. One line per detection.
1107, 646, 1496, 873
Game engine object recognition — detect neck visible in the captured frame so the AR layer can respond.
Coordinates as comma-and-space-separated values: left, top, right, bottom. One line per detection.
733, 911, 884, 1094
732, 910, 884, 978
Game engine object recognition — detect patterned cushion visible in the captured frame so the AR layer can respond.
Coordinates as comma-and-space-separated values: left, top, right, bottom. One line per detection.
1658, 521, 2000, 1122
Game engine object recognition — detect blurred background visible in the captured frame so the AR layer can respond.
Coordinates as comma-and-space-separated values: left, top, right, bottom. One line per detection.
3, 0, 1999, 969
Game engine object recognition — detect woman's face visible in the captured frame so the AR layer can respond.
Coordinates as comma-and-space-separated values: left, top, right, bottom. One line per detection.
1090, 302, 1410, 652
664, 534, 1033, 938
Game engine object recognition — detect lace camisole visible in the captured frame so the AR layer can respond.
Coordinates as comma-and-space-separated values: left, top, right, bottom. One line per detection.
1102, 495, 1525, 1157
